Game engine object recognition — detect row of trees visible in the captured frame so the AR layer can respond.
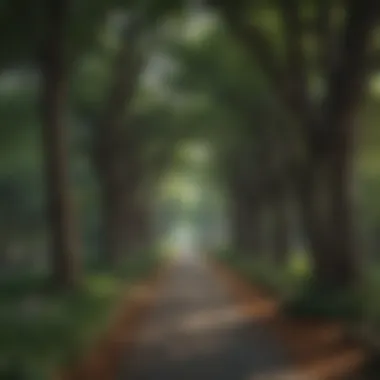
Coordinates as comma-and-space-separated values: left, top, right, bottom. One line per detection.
169, 0, 380, 294
219, 0, 380, 292
0, 0, 187, 289
2, 0, 380, 296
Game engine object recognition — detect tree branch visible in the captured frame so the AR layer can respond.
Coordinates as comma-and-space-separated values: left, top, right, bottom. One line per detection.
315, 0, 335, 78
277, 0, 310, 113
222, 9, 284, 94
323, 0, 380, 135
219, 2, 313, 128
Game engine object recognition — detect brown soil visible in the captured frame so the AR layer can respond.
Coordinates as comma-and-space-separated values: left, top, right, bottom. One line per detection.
214, 262, 368, 380
55, 266, 167, 380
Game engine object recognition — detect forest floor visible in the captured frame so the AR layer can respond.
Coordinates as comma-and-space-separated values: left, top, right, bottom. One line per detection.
215, 262, 369, 379
57, 266, 165, 380
113, 254, 370, 380
117, 255, 291, 380
60, 253, 371, 379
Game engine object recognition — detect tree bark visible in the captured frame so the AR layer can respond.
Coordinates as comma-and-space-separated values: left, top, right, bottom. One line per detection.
298, 131, 357, 290
0, 235, 11, 276
41, 0, 81, 288
230, 195, 262, 255
133, 197, 154, 251
219, 0, 380, 292
93, 17, 144, 265
323, 130, 357, 288
100, 180, 125, 266
271, 190, 290, 266
120, 195, 142, 255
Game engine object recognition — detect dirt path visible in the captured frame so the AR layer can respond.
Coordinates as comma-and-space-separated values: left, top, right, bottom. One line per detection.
118, 256, 291, 380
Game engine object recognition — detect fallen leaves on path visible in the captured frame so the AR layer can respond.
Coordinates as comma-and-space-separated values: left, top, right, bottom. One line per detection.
214, 263, 367, 380
55, 268, 166, 380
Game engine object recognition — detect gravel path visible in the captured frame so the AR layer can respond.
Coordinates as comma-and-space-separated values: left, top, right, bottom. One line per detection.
118, 256, 291, 380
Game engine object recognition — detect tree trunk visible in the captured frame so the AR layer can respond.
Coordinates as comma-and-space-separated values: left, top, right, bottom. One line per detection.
100, 181, 125, 266
0, 235, 11, 276
299, 131, 357, 290
41, 0, 81, 288
320, 131, 357, 289
120, 198, 140, 255
93, 17, 143, 266
131, 199, 153, 252
297, 0, 379, 291
272, 191, 290, 266
230, 196, 262, 255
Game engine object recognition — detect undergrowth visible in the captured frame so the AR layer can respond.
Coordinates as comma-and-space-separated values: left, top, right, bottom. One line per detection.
0, 250, 162, 379
216, 249, 364, 321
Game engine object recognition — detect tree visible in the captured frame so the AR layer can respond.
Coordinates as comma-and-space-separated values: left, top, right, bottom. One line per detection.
211, 0, 380, 290
0, 0, 125, 285
40, 0, 81, 287
91, 10, 148, 265
170, 23, 293, 261
90, 5, 186, 264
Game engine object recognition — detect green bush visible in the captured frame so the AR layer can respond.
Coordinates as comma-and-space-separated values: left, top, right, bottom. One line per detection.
283, 281, 362, 321
0, 251, 162, 380
217, 250, 310, 298
218, 250, 363, 321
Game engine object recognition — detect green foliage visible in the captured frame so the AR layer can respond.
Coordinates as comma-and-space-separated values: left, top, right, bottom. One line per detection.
0, 277, 118, 379
2, 0, 380, 376
0, 0, 43, 67
219, 250, 362, 321
218, 249, 310, 298
362, 267, 380, 329
169, 22, 275, 131
0, 2, 178, 378
116, 248, 162, 279
284, 283, 362, 322
0, 274, 47, 300
0, 251, 162, 380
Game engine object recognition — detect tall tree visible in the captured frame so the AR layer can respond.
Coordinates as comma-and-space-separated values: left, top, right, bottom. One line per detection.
212, 0, 380, 289
93, 12, 146, 265
41, 0, 81, 287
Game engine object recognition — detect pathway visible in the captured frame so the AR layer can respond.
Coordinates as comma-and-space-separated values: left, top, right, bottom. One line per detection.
118, 255, 291, 380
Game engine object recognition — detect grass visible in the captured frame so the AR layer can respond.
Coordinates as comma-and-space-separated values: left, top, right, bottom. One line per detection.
0, 251, 162, 379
